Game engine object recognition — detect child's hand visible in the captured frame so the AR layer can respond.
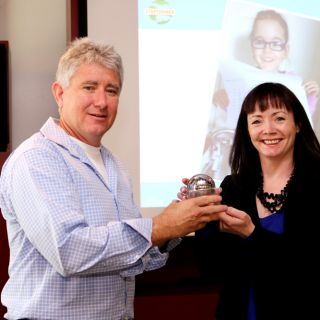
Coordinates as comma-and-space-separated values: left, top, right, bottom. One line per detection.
212, 89, 230, 109
303, 80, 319, 97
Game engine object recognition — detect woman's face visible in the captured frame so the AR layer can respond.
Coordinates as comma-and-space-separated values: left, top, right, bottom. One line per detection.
251, 19, 288, 72
247, 104, 299, 162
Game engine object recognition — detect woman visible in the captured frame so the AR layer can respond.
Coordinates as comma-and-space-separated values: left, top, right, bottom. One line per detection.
180, 82, 320, 319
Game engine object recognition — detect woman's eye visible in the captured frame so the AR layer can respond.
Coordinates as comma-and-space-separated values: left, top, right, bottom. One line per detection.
251, 119, 261, 125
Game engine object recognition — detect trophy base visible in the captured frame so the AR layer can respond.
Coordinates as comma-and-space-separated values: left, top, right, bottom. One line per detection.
187, 188, 216, 198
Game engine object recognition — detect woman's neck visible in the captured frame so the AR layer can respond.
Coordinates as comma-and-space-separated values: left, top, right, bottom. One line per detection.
260, 157, 294, 194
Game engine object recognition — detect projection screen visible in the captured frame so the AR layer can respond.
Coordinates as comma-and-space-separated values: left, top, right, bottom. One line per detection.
88, 0, 320, 217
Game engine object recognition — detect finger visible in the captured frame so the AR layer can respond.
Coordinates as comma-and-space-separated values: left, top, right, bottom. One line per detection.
182, 177, 189, 184
202, 213, 221, 223
214, 187, 222, 195
180, 186, 187, 193
201, 204, 228, 217
304, 83, 317, 91
198, 209, 225, 223
226, 206, 244, 219
192, 194, 222, 206
219, 213, 234, 227
303, 81, 319, 94
177, 192, 187, 200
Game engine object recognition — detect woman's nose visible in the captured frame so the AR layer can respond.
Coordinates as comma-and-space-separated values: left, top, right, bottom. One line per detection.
263, 120, 276, 133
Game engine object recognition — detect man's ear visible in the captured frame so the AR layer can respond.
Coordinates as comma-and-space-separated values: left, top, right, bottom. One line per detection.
51, 81, 64, 110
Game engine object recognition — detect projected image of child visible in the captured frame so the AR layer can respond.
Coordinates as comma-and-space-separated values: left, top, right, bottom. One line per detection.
213, 10, 319, 119
201, 5, 320, 182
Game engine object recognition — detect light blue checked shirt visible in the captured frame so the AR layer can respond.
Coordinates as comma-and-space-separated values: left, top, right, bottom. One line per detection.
0, 117, 179, 320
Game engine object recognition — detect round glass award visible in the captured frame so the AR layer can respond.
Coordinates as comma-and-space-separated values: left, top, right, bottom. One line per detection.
187, 174, 216, 198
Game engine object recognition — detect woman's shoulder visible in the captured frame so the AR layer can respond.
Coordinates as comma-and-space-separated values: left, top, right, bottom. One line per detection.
296, 157, 320, 178
220, 174, 242, 198
220, 174, 251, 189
220, 174, 233, 188
293, 159, 320, 195
220, 173, 258, 202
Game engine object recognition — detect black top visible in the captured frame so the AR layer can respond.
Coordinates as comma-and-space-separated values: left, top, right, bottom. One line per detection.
195, 159, 320, 320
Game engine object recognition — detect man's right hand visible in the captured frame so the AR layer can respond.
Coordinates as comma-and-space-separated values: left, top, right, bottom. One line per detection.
151, 194, 227, 247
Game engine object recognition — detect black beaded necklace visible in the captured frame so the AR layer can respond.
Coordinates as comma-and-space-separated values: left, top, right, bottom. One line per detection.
256, 171, 294, 214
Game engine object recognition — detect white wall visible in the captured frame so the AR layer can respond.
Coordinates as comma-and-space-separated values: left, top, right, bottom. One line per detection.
88, 0, 144, 213
0, 0, 67, 149
0, 0, 146, 212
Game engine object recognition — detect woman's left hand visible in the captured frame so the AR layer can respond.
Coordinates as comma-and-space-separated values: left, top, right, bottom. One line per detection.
219, 206, 255, 238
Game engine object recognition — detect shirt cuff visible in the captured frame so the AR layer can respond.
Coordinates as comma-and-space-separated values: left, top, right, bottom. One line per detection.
124, 217, 153, 243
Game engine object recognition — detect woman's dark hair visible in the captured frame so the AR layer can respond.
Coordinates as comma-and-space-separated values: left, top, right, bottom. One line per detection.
229, 82, 320, 185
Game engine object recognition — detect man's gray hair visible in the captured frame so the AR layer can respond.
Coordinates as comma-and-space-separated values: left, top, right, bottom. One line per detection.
56, 37, 124, 90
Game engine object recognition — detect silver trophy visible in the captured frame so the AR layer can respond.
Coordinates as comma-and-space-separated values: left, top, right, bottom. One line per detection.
187, 174, 216, 198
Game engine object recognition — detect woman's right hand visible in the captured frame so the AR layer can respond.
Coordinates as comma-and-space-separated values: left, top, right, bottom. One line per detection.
177, 178, 189, 200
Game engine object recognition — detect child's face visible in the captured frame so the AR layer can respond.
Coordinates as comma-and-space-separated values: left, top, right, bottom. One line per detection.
251, 19, 288, 72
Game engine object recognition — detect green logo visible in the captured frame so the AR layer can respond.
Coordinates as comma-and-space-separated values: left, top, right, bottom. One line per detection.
145, 0, 175, 25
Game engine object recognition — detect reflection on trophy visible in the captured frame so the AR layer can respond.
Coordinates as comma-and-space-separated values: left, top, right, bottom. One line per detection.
187, 174, 216, 198
201, 129, 234, 182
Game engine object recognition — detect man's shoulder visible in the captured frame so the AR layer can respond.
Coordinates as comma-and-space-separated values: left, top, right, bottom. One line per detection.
1, 131, 61, 174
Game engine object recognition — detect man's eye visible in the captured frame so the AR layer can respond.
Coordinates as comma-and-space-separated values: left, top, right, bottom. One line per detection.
83, 86, 95, 92
106, 88, 118, 96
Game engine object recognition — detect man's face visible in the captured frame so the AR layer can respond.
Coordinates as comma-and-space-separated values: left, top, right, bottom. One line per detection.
53, 63, 120, 146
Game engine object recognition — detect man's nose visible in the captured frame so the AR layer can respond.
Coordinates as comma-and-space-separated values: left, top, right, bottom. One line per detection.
94, 89, 108, 108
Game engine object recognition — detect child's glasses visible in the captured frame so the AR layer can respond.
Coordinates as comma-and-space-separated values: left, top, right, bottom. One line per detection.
251, 38, 286, 51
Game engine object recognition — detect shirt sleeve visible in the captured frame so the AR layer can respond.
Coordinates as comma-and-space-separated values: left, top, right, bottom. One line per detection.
3, 144, 174, 277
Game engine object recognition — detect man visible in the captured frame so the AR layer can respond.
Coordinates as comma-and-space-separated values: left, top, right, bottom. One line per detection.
0, 37, 226, 320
